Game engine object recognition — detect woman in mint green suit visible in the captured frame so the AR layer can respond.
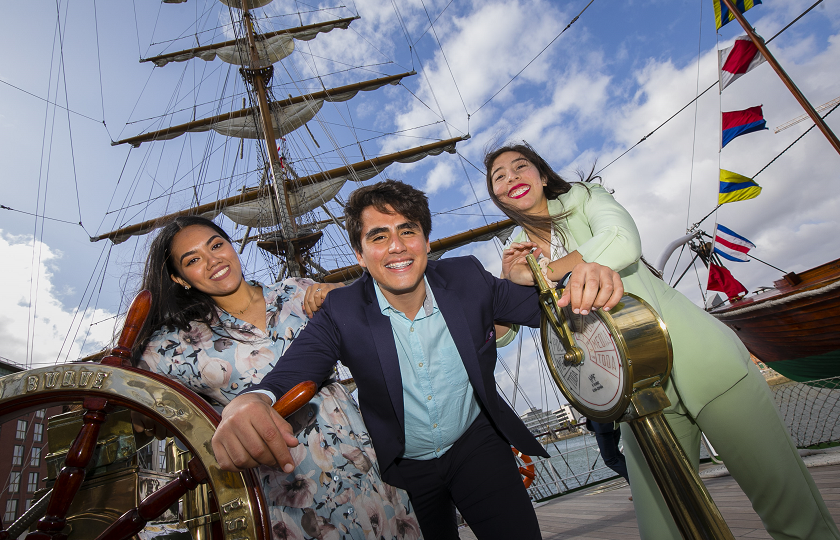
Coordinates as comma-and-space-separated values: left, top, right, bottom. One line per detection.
485, 142, 839, 540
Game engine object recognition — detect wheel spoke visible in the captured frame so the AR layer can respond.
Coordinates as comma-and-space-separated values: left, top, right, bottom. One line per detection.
95, 458, 209, 540
26, 398, 109, 540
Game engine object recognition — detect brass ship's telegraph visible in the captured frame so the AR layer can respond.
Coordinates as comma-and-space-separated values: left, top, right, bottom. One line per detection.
527, 254, 735, 540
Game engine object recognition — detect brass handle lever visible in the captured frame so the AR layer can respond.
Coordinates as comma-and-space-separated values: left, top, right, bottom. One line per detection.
525, 254, 584, 365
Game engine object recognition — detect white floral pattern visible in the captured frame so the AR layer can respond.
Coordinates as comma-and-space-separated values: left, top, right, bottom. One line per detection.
140, 278, 421, 539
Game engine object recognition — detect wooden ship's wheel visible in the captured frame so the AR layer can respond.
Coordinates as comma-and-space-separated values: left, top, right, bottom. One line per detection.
0, 291, 315, 540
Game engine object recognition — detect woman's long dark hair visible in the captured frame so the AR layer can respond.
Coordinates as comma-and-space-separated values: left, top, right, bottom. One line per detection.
484, 141, 591, 246
132, 216, 233, 364
485, 142, 662, 279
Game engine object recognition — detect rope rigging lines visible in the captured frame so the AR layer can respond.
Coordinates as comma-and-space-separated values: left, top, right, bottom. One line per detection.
0, 79, 103, 125
596, 0, 828, 178
471, 0, 596, 117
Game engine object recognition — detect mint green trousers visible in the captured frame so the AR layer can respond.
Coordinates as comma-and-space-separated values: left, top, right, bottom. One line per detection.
621, 362, 840, 540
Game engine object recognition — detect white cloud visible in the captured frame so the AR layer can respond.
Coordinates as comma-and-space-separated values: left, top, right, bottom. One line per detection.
0, 232, 117, 369
422, 159, 456, 193
381, 0, 570, 149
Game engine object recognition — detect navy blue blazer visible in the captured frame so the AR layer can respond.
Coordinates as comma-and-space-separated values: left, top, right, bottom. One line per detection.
251, 255, 549, 485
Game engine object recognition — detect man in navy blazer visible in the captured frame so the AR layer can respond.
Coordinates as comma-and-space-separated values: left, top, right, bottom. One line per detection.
212, 180, 623, 539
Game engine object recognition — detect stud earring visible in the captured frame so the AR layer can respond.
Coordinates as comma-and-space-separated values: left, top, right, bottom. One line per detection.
184, 285, 191, 290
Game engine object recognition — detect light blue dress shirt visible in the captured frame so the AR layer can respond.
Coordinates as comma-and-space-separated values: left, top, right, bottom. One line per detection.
374, 277, 481, 460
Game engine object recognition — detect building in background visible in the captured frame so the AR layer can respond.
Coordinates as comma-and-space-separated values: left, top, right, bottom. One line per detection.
0, 358, 62, 528
552, 403, 579, 426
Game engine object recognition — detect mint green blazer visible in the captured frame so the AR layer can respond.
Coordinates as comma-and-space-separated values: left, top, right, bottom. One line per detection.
502, 183, 751, 417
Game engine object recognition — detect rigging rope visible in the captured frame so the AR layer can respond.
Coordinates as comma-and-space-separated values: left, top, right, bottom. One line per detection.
471, 0, 596, 116
407, 0, 489, 224
91, 0, 113, 142
146, 5, 347, 49
132, 0, 142, 60
751, 101, 840, 180
26, 10, 62, 368
55, 241, 112, 364
389, 0, 415, 68
419, 0, 468, 117
347, 26, 413, 73
596, 81, 717, 176
0, 205, 85, 227
596, 0, 824, 176
0, 80, 102, 124
54, 0, 86, 234
148, 0, 165, 58
769, 0, 825, 44
686, 0, 704, 230
413, 0, 455, 47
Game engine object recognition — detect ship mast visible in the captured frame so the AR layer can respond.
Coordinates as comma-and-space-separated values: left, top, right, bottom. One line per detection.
239, 0, 302, 276
719, 0, 840, 156
91, 137, 466, 244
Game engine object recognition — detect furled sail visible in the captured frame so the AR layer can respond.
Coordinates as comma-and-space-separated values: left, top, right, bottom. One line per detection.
113, 72, 414, 147
218, 0, 274, 8
165, 0, 277, 8
322, 220, 516, 283
221, 175, 346, 228
92, 136, 467, 244
191, 100, 320, 140
142, 17, 358, 67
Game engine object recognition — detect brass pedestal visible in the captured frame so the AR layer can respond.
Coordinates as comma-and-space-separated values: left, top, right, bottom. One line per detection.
624, 387, 734, 540
527, 254, 735, 539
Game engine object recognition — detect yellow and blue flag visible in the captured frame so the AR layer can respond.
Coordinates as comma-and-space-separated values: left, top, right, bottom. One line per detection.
719, 170, 761, 204
714, 0, 761, 30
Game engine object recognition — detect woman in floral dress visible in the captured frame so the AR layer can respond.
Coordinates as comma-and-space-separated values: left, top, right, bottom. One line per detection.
132, 216, 422, 540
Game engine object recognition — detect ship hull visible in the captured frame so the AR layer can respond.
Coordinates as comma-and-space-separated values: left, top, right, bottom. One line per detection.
710, 258, 840, 382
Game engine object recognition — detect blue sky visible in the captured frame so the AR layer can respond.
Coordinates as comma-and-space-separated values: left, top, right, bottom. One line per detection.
1, 0, 838, 412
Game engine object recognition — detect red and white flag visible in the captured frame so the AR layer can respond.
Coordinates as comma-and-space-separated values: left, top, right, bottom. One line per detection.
718, 36, 766, 91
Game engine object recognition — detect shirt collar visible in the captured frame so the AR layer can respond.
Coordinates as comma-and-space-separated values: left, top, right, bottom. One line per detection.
373, 276, 437, 319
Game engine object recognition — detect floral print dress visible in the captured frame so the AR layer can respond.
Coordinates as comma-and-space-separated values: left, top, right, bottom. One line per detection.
140, 278, 422, 540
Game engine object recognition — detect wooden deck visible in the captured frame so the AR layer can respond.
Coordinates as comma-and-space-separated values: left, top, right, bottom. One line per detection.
459, 463, 840, 539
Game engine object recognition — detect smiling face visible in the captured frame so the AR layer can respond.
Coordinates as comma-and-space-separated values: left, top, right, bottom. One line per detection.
169, 224, 245, 300
490, 151, 550, 216
354, 205, 430, 313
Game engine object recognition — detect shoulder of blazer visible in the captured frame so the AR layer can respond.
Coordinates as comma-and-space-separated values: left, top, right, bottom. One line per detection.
425, 256, 496, 300
425, 255, 484, 281
554, 182, 589, 207
325, 271, 374, 308
552, 182, 613, 219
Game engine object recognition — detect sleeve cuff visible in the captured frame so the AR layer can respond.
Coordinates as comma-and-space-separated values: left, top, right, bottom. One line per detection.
495, 324, 520, 347
243, 389, 277, 405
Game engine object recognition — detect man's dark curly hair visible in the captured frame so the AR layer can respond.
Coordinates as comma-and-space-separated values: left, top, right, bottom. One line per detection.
345, 179, 432, 253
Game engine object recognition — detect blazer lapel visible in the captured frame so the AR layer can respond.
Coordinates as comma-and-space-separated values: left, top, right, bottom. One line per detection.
426, 264, 491, 410
362, 277, 405, 431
